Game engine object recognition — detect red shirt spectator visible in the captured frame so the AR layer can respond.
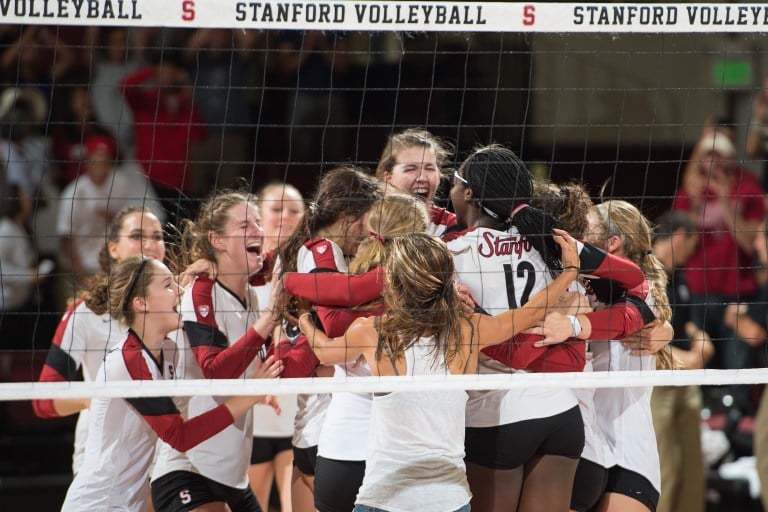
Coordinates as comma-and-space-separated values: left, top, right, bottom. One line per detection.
120, 64, 206, 193
673, 132, 766, 297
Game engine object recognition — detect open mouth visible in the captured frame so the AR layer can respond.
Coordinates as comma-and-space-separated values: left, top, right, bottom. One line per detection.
246, 242, 262, 256
412, 190, 429, 200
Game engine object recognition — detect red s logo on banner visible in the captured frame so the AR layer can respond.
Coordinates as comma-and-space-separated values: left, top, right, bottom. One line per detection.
182, 0, 195, 21
523, 5, 536, 26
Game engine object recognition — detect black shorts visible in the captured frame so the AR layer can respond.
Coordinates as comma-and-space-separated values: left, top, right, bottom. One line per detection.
604, 466, 659, 512
570, 458, 609, 512
151, 470, 262, 512
314, 456, 366, 512
250, 436, 293, 464
293, 445, 319, 476
465, 405, 584, 469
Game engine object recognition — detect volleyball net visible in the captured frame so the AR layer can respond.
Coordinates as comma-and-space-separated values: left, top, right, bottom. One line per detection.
2, 2, 768, 400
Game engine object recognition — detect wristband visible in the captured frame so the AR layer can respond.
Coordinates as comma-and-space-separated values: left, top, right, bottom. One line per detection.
566, 314, 582, 339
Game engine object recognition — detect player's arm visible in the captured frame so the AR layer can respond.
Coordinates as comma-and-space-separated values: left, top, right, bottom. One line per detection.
283, 267, 383, 307
297, 314, 374, 366
33, 300, 90, 418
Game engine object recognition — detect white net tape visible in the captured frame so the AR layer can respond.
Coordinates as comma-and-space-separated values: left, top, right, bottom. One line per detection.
4, 368, 768, 401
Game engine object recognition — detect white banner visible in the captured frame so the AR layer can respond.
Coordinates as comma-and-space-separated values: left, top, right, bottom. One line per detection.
1, 1, 768, 32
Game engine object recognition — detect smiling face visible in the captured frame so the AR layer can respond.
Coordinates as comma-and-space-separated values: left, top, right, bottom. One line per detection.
211, 201, 265, 276
108, 211, 166, 263
259, 186, 305, 252
135, 260, 184, 336
383, 145, 441, 204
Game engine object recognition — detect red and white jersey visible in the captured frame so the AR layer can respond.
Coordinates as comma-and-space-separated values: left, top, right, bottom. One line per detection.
152, 275, 264, 489
292, 238, 344, 449
427, 204, 457, 237
592, 290, 660, 492
33, 298, 127, 473
446, 226, 578, 427
62, 330, 235, 512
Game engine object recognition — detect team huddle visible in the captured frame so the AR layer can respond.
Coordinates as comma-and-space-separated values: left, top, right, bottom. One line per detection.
34, 129, 670, 512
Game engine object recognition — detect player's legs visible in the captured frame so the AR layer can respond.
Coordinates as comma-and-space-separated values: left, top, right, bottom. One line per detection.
518, 454, 579, 512
466, 462, 523, 512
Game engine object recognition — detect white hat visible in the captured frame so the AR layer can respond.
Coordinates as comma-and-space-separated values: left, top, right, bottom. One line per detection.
696, 132, 736, 158
0, 87, 47, 123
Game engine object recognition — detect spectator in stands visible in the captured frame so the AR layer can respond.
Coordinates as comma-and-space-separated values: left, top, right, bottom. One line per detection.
672, 130, 765, 401
184, 29, 258, 193
0, 26, 74, 98
277, 30, 350, 167
0, 184, 51, 349
119, 51, 207, 227
724, 218, 768, 511
50, 82, 116, 188
57, 135, 160, 291
0, 87, 48, 218
88, 28, 150, 160
650, 211, 714, 512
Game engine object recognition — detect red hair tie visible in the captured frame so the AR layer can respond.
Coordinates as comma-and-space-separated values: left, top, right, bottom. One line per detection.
369, 231, 385, 244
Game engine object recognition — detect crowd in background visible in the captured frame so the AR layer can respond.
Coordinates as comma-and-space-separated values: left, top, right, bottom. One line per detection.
4, 24, 768, 512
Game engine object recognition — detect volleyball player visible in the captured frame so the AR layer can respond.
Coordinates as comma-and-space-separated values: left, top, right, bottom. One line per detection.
151, 191, 284, 512
249, 182, 306, 512
374, 128, 457, 235
283, 194, 430, 512
33, 206, 166, 473
61, 256, 280, 512
277, 166, 382, 512
536, 200, 674, 512
444, 145, 589, 512
293, 232, 579, 512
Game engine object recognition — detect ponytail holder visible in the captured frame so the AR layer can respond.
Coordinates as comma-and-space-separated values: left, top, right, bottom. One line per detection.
509, 203, 529, 221
369, 231, 385, 244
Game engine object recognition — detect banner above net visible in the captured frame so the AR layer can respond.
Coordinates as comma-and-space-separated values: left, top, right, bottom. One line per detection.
2, 2, 768, 33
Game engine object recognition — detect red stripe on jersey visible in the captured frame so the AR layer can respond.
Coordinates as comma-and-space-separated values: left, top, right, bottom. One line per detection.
33, 297, 87, 418
122, 332, 155, 382
482, 334, 586, 373
191, 274, 219, 329
441, 225, 477, 243
267, 335, 320, 378
138, 404, 235, 453
284, 267, 384, 307
315, 304, 384, 338
305, 238, 340, 271
192, 327, 268, 379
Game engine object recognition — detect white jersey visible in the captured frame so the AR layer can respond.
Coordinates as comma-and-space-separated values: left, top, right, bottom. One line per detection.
317, 358, 372, 461
592, 291, 660, 491
37, 299, 127, 473
355, 337, 471, 512
253, 282, 298, 438
152, 277, 261, 489
447, 226, 578, 427
291, 238, 344, 449
62, 333, 178, 512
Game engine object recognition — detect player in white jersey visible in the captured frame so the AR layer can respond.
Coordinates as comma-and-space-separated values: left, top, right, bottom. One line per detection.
277, 166, 383, 512
536, 200, 674, 512
446, 145, 588, 512
586, 201, 673, 512
248, 182, 305, 512
374, 128, 457, 236
151, 191, 283, 512
62, 257, 278, 512
283, 194, 430, 512
33, 206, 165, 473
293, 233, 580, 512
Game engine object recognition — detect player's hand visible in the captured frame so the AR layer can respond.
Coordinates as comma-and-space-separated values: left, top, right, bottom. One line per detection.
179, 258, 217, 287
526, 312, 572, 347
249, 355, 283, 380
552, 229, 579, 271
